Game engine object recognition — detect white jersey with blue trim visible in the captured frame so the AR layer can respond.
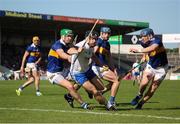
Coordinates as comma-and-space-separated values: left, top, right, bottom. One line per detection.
70, 40, 93, 73
132, 62, 140, 72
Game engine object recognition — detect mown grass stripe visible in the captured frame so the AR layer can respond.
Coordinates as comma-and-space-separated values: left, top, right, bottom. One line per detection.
0, 107, 180, 121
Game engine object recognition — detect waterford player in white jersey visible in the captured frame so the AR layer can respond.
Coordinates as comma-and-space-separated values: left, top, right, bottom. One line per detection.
69, 31, 115, 110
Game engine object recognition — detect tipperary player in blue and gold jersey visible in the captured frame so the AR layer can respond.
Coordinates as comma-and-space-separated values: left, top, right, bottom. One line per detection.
130, 28, 168, 109
92, 27, 121, 109
16, 36, 42, 96
46, 29, 91, 110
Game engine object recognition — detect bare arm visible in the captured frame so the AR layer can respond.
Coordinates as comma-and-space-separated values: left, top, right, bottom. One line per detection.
56, 49, 71, 62
141, 44, 159, 53
94, 45, 99, 53
67, 47, 83, 55
130, 44, 159, 53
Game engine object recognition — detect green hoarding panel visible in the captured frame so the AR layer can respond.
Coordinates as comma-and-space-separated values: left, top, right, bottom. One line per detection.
105, 20, 149, 27
109, 35, 122, 45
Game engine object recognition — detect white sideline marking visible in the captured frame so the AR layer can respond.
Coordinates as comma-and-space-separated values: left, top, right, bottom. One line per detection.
0, 107, 180, 121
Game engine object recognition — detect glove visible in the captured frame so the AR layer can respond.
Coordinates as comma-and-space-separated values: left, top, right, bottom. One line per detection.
102, 65, 109, 72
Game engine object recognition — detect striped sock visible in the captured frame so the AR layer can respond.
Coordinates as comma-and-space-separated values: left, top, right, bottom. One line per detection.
81, 103, 88, 109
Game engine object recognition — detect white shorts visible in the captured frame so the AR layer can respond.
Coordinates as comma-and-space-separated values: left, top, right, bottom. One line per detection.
26, 63, 38, 72
47, 68, 69, 84
92, 65, 108, 78
144, 64, 168, 82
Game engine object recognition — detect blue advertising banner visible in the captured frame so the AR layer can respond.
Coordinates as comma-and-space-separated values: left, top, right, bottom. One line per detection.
0, 10, 52, 20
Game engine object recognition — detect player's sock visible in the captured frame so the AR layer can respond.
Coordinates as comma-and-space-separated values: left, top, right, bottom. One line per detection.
139, 100, 145, 105
135, 100, 144, 109
81, 103, 93, 110
19, 86, 24, 91
81, 103, 88, 109
131, 94, 142, 106
64, 94, 74, 108
67, 93, 72, 98
20, 82, 32, 90
138, 92, 143, 97
109, 96, 115, 104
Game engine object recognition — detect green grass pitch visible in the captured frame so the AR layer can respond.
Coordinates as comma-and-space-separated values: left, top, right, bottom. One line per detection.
0, 80, 180, 123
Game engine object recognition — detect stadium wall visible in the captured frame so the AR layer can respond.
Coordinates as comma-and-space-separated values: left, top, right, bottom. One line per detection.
170, 73, 180, 80
111, 44, 143, 54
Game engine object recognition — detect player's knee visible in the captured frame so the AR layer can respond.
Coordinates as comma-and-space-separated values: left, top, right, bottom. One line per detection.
110, 73, 119, 81
151, 87, 158, 94
67, 85, 75, 91
90, 88, 96, 95
34, 77, 40, 82
141, 78, 149, 85
36, 76, 40, 80
29, 77, 34, 81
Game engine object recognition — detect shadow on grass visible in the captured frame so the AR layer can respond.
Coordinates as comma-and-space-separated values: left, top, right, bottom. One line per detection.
72, 102, 180, 111
116, 101, 159, 107
74, 106, 180, 111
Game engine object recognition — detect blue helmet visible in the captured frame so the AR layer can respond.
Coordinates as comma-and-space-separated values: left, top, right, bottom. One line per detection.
100, 27, 111, 33
140, 28, 154, 37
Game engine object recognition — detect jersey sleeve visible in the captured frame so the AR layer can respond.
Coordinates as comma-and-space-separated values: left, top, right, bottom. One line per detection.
52, 42, 63, 51
151, 38, 161, 46
96, 39, 102, 47
26, 45, 33, 52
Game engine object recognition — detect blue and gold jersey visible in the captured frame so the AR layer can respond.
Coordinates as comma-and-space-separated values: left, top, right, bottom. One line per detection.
140, 37, 168, 69
26, 43, 41, 63
47, 40, 69, 73
95, 38, 110, 65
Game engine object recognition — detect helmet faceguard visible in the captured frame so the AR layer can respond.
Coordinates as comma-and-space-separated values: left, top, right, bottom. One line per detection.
85, 31, 99, 39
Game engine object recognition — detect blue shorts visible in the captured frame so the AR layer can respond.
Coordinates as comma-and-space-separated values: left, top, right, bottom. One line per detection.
73, 68, 96, 85
133, 72, 140, 76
